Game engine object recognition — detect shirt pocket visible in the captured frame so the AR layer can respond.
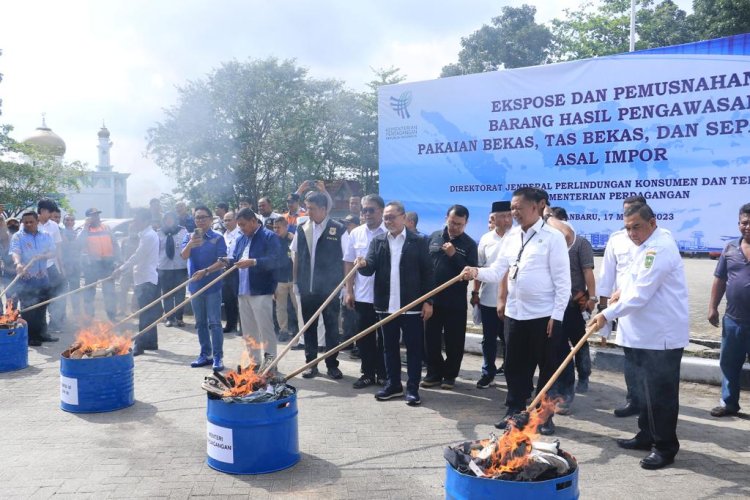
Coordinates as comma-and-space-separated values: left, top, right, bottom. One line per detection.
353, 242, 369, 258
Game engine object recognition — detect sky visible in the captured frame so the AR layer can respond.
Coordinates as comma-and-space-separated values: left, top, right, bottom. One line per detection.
0, 0, 694, 207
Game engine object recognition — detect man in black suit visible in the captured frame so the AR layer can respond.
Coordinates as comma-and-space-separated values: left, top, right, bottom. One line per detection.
292, 191, 346, 380
358, 201, 434, 406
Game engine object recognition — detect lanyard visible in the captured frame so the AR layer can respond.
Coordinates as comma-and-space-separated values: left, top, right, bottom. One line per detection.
516, 221, 544, 263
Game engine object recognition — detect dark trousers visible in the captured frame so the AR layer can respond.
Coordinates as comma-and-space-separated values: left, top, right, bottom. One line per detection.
64, 267, 81, 316
17, 281, 50, 341
624, 346, 644, 407
480, 304, 507, 378
505, 316, 562, 411
342, 301, 358, 341
301, 293, 340, 368
380, 313, 424, 392
556, 303, 593, 399
355, 302, 384, 380
159, 268, 188, 321
46, 265, 65, 330
221, 269, 239, 330
425, 305, 468, 380
632, 347, 683, 457
83, 259, 117, 321
133, 282, 162, 349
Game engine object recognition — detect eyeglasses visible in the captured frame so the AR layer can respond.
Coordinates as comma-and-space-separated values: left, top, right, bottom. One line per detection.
194, 215, 211, 220
361, 207, 378, 214
383, 214, 402, 221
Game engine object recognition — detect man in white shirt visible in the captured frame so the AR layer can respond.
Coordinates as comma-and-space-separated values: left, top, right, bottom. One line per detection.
113, 208, 161, 356
463, 187, 570, 435
472, 200, 512, 388
257, 197, 283, 227
598, 195, 648, 418
221, 211, 241, 334
590, 203, 688, 470
37, 198, 64, 334
344, 194, 387, 388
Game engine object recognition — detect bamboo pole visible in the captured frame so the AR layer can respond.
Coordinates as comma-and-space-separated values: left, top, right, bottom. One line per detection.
19, 276, 115, 313
132, 265, 238, 337
527, 321, 601, 411
0, 258, 38, 298
284, 274, 463, 382
109, 274, 197, 330
261, 263, 362, 376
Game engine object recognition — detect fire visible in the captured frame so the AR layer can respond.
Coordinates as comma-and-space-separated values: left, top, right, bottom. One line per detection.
0, 300, 20, 327
220, 340, 270, 397
480, 397, 559, 476
63, 321, 132, 358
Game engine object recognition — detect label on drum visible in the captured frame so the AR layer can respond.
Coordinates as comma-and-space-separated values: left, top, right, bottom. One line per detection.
60, 376, 79, 405
207, 421, 234, 463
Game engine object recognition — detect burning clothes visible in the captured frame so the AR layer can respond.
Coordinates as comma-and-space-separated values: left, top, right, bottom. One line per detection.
61, 322, 132, 359
0, 301, 21, 329
201, 352, 294, 403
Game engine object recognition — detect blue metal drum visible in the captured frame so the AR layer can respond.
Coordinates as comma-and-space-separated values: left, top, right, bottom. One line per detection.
206, 386, 300, 474
0, 323, 28, 372
59, 352, 135, 413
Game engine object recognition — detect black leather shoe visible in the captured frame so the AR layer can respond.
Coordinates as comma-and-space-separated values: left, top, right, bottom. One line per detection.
39, 335, 59, 342
28, 338, 43, 347
302, 367, 319, 379
616, 437, 652, 451
614, 402, 640, 417
640, 452, 674, 470
327, 367, 343, 380
539, 418, 556, 436
494, 409, 518, 429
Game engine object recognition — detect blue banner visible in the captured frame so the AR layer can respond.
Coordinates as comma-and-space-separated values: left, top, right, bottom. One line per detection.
378, 35, 750, 251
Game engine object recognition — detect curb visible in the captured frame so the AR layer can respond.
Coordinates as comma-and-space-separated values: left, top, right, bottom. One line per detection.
464, 332, 750, 389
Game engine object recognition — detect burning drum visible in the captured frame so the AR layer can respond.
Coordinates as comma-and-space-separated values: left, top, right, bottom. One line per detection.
0, 322, 28, 373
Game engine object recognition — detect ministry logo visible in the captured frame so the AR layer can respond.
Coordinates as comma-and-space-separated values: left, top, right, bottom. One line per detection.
390, 91, 412, 119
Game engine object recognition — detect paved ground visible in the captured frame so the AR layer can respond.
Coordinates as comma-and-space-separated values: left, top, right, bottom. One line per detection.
2, 317, 749, 499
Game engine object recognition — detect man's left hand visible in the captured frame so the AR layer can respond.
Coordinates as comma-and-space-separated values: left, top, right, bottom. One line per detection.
441, 242, 456, 257
546, 318, 557, 337
236, 258, 256, 269
421, 302, 433, 321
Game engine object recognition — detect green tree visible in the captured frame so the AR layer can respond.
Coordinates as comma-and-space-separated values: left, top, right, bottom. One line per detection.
690, 0, 750, 39
147, 57, 369, 208
441, 5, 552, 76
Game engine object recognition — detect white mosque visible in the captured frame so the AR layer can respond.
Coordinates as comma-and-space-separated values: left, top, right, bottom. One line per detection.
23, 118, 130, 218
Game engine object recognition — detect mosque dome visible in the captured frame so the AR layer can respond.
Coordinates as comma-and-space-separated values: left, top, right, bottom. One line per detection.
23, 116, 66, 156
98, 125, 110, 138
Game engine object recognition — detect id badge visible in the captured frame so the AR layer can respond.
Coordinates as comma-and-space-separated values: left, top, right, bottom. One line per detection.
508, 264, 518, 281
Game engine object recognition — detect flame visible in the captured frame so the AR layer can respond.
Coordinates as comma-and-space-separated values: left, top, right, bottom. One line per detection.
64, 321, 132, 357
0, 300, 20, 326
481, 397, 559, 476
221, 339, 269, 397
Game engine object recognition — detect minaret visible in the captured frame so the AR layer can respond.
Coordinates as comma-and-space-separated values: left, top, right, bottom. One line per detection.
97, 122, 113, 172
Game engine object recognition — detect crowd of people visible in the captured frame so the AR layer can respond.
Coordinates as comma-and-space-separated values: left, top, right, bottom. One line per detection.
2, 181, 748, 471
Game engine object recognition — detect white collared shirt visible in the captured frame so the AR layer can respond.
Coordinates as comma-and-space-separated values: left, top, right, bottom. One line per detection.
223, 226, 242, 257
598, 229, 635, 299
476, 217, 570, 321
386, 227, 407, 313
477, 229, 506, 307
120, 226, 159, 286
39, 219, 62, 268
343, 222, 386, 304
603, 228, 689, 350
290, 217, 347, 292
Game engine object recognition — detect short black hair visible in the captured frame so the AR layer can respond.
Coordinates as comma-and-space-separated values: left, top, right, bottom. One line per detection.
550, 207, 568, 221
239, 196, 253, 204
215, 202, 229, 211
22, 210, 39, 220
361, 194, 385, 209
405, 211, 418, 225
194, 205, 212, 217
386, 200, 405, 215
236, 207, 258, 221
51, 206, 61, 214
286, 193, 300, 202
258, 197, 271, 205
305, 191, 328, 210
624, 195, 647, 206
624, 202, 655, 221
446, 204, 469, 219
512, 186, 542, 203
535, 188, 549, 205
739, 203, 750, 217
273, 217, 288, 226
37, 198, 58, 212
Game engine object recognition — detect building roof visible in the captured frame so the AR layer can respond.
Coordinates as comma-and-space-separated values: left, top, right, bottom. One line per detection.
23, 116, 66, 156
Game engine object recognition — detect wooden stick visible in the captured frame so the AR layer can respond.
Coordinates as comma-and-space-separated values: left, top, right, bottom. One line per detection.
19, 276, 115, 313
0, 258, 38, 298
284, 274, 463, 382
110, 274, 197, 330
133, 264, 239, 337
262, 263, 361, 376
527, 321, 601, 411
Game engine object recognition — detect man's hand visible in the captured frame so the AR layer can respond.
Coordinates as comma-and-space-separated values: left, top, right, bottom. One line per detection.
546, 318, 557, 338
354, 257, 366, 268
236, 258, 257, 269
441, 242, 456, 257
496, 301, 506, 320
194, 268, 209, 280
609, 289, 621, 305
344, 292, 355, 310
315, 180, 327, 192
588, 313, 607, 333
708, 308, 720, 327
15, 263, 26, 276
421, 302, 433, 321
469, 292, 480, 307
585, 297, 597, 313
461, 266, 478, 281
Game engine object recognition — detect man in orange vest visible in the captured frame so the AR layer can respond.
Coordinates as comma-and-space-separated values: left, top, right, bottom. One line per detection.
77, 208, 119, 321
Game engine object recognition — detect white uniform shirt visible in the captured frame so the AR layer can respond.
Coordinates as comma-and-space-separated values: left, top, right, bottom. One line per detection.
120, 226, 159, 286
259, 211, 283, 226
343, 222, 386, 304
598, 229, 635, 299
386, 227, 406, 313
602, 228, 689, 350
39, 219, 62, 268
476, 229, 506, 307
223, 226, 242, 258
476, 218, 570, 321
